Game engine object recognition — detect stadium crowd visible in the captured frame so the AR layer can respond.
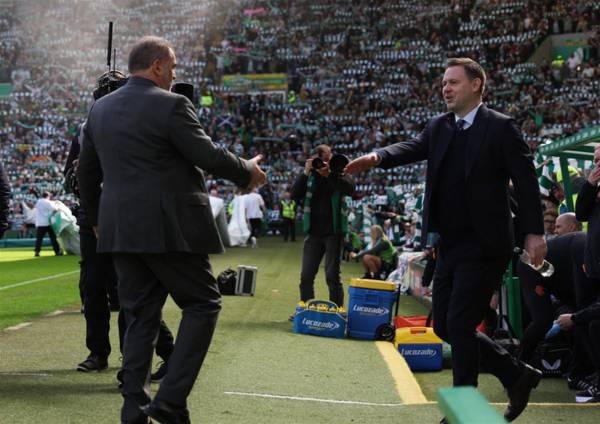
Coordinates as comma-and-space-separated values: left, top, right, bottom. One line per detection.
1, 0, 600, 409
0, 0, 599, 237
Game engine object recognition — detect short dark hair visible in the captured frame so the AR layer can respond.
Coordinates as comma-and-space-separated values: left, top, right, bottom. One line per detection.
314, 144, 331, 158
128, 36, 173, 73
446, 57, 486, 95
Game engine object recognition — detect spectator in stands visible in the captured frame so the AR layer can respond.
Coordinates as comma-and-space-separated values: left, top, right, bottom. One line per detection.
34, 191, 61, 256
0, 161, 9, 239
576, 150, 600, 282
347, 57, 546, 422
555, 212, 581, 236
555, 301, 600, 403
291, 144, 354, 308
245, 187, 265, 247
543, 210, 557, 239
280, 191, 296, 242
517, 232, 583, 365
351, 224, 398, 280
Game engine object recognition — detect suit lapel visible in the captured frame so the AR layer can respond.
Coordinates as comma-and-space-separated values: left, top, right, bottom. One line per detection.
465, 104, 490, 179
429, 113, 455, 181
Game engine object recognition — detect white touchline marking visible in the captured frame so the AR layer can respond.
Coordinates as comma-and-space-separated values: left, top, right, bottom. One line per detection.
0, 372, 52, 377
5, 322, 32, 331
224, 391, 405, 407
0, 271, 78, 291
45, 310, 64, 317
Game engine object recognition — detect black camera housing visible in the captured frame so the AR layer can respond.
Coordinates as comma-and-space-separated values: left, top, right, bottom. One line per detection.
312, 157, 325, 170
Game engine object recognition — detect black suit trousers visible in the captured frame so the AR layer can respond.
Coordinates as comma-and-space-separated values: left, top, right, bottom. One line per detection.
80, 227, 117, 358
113, 252, 221, 423
300, 234, 344, 306
34, 225, 60, 254
282, 217, 296, 241
433, 240, 521, 388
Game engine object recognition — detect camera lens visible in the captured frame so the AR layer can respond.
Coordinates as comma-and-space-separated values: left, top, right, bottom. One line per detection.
312, 157, 325, 170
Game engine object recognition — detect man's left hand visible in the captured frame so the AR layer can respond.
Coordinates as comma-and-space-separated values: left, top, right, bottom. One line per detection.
524, 233, 547, 267
556, 314, 574, 331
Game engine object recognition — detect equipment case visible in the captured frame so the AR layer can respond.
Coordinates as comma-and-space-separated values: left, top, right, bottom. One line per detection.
235, 265, 257, 296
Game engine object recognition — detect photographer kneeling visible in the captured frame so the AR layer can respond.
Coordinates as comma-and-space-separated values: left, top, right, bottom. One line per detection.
291, 145, 355, 308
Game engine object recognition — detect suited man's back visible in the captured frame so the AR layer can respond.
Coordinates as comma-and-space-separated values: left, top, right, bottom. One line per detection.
80, 77, 251, 253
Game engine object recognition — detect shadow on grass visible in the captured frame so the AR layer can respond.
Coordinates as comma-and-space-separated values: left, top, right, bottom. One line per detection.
218, 319, 293, 334
0, 371, 120, 400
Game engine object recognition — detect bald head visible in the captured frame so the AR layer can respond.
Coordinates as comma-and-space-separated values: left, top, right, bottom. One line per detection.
555, 213, 581, 236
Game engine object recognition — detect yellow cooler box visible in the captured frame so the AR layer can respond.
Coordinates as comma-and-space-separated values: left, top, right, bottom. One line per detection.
394, 327, 443, 371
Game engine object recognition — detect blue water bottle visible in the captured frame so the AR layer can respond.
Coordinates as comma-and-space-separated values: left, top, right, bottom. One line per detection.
545, 322, 560, 339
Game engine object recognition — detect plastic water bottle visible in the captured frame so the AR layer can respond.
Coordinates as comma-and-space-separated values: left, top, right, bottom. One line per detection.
545, 322, 561, 339
515, 247, 554, 277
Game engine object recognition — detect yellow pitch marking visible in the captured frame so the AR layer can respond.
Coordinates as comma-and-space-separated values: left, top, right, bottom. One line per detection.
376, 341, 428, 404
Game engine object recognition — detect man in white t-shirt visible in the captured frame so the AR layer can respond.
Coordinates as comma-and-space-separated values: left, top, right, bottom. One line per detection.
244, 188, 265, 245
34, 191, 62, 256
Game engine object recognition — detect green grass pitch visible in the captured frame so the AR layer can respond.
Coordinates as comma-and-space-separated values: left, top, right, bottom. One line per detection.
1, 240, 599, 423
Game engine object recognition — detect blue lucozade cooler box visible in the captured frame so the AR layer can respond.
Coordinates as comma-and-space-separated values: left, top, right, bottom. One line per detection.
394, 327, 443, 371
293, 300, 347, 338
347, 279, 396, 340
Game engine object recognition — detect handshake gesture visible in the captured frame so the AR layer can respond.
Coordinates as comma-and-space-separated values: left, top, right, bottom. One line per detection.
344, 152, 380, 175
245, 154, 267, 192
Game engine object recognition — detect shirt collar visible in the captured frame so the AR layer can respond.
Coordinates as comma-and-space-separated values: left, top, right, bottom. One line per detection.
454, 102, 483, 130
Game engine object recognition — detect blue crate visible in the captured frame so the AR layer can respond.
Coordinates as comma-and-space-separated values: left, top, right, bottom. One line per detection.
293, 300, 347, 339
347, 286, 396, 340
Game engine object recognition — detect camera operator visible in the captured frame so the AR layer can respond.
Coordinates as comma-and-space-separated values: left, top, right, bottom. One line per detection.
291, 145, 354, 308
65, 71, 175, 378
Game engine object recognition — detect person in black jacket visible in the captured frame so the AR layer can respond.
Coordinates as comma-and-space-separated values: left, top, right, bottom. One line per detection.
575, 154, 600, 281
291, 144, 355, 307
0, 161, 10, 239
556, 301, 600, 402
517, 232, 594, 379
347, 58, 546, 422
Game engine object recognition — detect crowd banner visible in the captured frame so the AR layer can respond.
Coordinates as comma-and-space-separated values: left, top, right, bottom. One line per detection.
222, 74, 288, 92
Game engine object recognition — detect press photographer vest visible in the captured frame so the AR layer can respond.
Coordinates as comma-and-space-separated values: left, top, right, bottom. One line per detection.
302, 174, 348, 235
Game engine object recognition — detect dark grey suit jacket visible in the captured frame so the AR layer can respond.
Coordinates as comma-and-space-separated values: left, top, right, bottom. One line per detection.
77, 76, 252, 254
376, 104, 543, 259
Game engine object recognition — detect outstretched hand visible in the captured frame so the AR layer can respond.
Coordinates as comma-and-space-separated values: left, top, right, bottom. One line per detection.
344, 152, 380, 175
246, 154, 267, 191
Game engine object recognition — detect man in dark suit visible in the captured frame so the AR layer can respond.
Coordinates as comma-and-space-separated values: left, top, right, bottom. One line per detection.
347, 58, 547, 422
77, 36, 266, 424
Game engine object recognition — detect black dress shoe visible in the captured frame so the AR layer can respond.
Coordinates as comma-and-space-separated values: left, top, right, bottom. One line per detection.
504, 364, 542, 422
141, 400, 190, 424
76, 356, 108, 372
439, 418, 448, 424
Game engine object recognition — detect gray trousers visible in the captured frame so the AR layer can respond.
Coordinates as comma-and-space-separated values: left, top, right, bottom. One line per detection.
299, 234, 344, 306
113, 252, 220, 423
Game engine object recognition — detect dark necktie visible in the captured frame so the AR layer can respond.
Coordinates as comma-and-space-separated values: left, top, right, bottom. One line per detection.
456, 119, 466, 132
